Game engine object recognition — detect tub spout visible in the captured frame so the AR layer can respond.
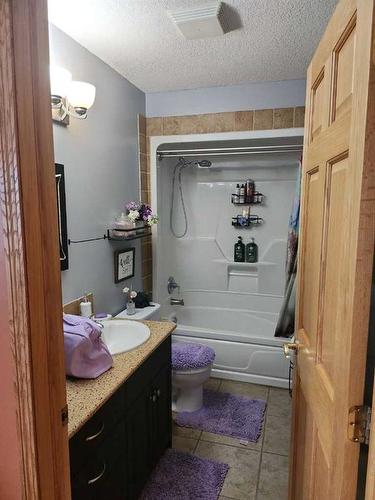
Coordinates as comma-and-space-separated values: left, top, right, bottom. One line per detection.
170, 297, 184, 306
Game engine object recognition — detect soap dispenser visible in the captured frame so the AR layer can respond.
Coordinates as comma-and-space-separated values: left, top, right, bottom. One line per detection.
246, 237, 258, 263
80, 293, 93, 317
234, 236, 245, 262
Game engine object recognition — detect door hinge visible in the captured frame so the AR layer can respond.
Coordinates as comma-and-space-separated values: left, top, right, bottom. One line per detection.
61, 405, 69, 427
348, 405, 371, 444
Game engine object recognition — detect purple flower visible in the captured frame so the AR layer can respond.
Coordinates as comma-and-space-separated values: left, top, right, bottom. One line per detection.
125, 201, 141, 212
139, 203, 152, 220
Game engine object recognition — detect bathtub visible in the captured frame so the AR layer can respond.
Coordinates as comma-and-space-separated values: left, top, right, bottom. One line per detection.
161, 290, 291, 388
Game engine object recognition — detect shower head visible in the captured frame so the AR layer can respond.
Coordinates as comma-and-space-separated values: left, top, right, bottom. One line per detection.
196, 160, 212, 168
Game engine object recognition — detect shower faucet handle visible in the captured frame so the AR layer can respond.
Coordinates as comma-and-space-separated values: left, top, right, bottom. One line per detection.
167, 276, 180, 295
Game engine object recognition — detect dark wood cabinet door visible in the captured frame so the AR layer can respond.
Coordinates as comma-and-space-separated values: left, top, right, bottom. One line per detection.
71, 453, 126, 500
125, 389, 152, 500
151, 364, 172, 466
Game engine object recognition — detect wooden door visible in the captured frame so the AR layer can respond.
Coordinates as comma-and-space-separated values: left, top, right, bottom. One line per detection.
289, 0, 375, 498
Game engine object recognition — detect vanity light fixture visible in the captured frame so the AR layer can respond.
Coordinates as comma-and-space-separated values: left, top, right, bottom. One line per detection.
50, 65, 96, 124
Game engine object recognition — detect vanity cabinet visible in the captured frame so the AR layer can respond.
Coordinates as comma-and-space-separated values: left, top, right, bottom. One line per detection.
69, 336, 171, 500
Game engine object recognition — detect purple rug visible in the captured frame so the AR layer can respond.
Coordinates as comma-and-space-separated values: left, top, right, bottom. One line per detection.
140, 448, 228, 500
175, 389, 266, 442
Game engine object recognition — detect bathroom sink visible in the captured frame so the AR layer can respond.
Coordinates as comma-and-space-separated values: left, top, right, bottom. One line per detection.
101, 320, 150, 355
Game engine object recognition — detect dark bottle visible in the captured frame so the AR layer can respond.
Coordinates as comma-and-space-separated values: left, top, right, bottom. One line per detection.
245, 179, 255, 203
246, 237, 258, 263
234, 236, 245, 262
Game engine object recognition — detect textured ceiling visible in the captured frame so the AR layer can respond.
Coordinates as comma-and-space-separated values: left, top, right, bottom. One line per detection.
48, 0, 338, 93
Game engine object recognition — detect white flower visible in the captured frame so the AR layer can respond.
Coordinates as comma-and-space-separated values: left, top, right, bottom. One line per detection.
122, 287, 129, 294
128, 210, 140, 222
147, 214, 159, 226
130, 291, 137, 299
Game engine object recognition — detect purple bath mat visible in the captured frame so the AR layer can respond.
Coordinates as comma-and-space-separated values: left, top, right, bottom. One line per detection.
140, 448, 229, 500
175, 389, 266, 442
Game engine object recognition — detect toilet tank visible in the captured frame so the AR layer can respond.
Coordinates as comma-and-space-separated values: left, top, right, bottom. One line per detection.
115, 303, 161, 321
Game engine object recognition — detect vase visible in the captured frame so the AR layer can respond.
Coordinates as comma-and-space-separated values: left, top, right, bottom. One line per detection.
135, 220, 146, 234
126, 299, 136, 315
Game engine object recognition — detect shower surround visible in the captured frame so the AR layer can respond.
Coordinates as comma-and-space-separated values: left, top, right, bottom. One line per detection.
137, 106, 305, 296
151, 129, 302, 387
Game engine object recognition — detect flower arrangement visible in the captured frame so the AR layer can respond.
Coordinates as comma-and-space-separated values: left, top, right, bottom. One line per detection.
122, 286, 137, 315
122, 286, 137, 301
125, 201, 159, 226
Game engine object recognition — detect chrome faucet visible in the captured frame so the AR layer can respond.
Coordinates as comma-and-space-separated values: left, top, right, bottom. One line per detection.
170, 297, 185, 306
167, 276, 184, 305
167, 276, 180, 295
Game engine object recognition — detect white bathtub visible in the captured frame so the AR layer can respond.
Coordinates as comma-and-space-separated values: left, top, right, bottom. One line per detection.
161, 290, 291, 388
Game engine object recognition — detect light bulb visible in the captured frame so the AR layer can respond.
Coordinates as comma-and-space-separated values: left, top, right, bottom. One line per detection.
67, 81, 96, 114
50, 66, 72, 98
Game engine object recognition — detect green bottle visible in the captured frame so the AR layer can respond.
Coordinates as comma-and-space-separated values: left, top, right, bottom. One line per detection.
246, 237, 258, 263
234, 236, 245, 262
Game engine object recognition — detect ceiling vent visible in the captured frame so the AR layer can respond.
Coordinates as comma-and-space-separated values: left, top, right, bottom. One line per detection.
168, 2, 229, 40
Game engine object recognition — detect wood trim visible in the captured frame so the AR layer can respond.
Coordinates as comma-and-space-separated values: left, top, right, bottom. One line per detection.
0, 1, 38, 496
0, 0, 71, 498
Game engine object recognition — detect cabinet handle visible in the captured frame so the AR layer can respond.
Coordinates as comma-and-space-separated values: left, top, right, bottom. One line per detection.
85, 422, 105, 442
87, 462, 106, 485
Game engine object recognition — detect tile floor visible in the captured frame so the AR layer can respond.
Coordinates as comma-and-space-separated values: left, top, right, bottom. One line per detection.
172, 378, 292, 500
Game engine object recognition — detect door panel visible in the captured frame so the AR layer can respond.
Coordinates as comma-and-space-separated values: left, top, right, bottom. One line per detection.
290, 0, 375, 498
319, 154, 350, 381
310, 71, 327, 141
300, 166, 324, 344
331, 16, 356, 121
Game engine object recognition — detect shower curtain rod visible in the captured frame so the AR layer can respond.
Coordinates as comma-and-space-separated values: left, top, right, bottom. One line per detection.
157, 144, 303, 159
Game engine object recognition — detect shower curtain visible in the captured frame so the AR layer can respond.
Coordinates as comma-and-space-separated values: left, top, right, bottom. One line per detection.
275, 162, 301, 338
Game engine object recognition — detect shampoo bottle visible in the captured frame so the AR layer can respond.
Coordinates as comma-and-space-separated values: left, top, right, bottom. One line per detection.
239, 184, 245, 204
246, 237, 258, 263
234, 184, 240, 203
234, 236, 245, 262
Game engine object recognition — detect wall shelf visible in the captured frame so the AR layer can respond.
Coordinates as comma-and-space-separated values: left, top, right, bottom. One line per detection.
231, 192, 264, 205
107, 227, 151, 241
232, 215, 263, 227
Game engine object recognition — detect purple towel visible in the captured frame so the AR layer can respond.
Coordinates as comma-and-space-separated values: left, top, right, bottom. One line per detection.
172, 342, 215, 370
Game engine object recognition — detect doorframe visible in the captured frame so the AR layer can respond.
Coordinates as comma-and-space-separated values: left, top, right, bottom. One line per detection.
0, 0, 70, 498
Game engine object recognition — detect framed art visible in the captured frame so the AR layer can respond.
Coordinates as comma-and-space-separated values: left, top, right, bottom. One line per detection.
55, 163, 69, 270
114, 247, 135, 283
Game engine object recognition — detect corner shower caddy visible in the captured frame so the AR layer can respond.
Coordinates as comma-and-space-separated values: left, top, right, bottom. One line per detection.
231, 215, 264, 228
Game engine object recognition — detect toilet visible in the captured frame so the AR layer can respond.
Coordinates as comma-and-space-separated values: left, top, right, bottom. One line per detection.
172, 342, 215, 412
115, 302, 161, 321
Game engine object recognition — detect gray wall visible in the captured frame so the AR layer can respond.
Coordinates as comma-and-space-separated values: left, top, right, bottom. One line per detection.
50, 25, 145, 315
146, 79, 306, 117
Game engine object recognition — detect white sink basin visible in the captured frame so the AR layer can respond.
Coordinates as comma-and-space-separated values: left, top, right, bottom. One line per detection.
101, 320, 150, 355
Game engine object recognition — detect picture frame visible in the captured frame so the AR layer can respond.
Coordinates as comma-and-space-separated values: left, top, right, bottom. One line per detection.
114, 247, 135, 283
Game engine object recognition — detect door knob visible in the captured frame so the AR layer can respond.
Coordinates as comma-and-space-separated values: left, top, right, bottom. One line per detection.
283, 341, 300, 359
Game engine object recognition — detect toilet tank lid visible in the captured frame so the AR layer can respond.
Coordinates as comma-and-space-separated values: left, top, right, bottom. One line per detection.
115, 303, 160, 320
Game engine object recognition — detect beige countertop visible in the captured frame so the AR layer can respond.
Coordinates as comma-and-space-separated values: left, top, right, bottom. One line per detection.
66, 320, 176, 438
